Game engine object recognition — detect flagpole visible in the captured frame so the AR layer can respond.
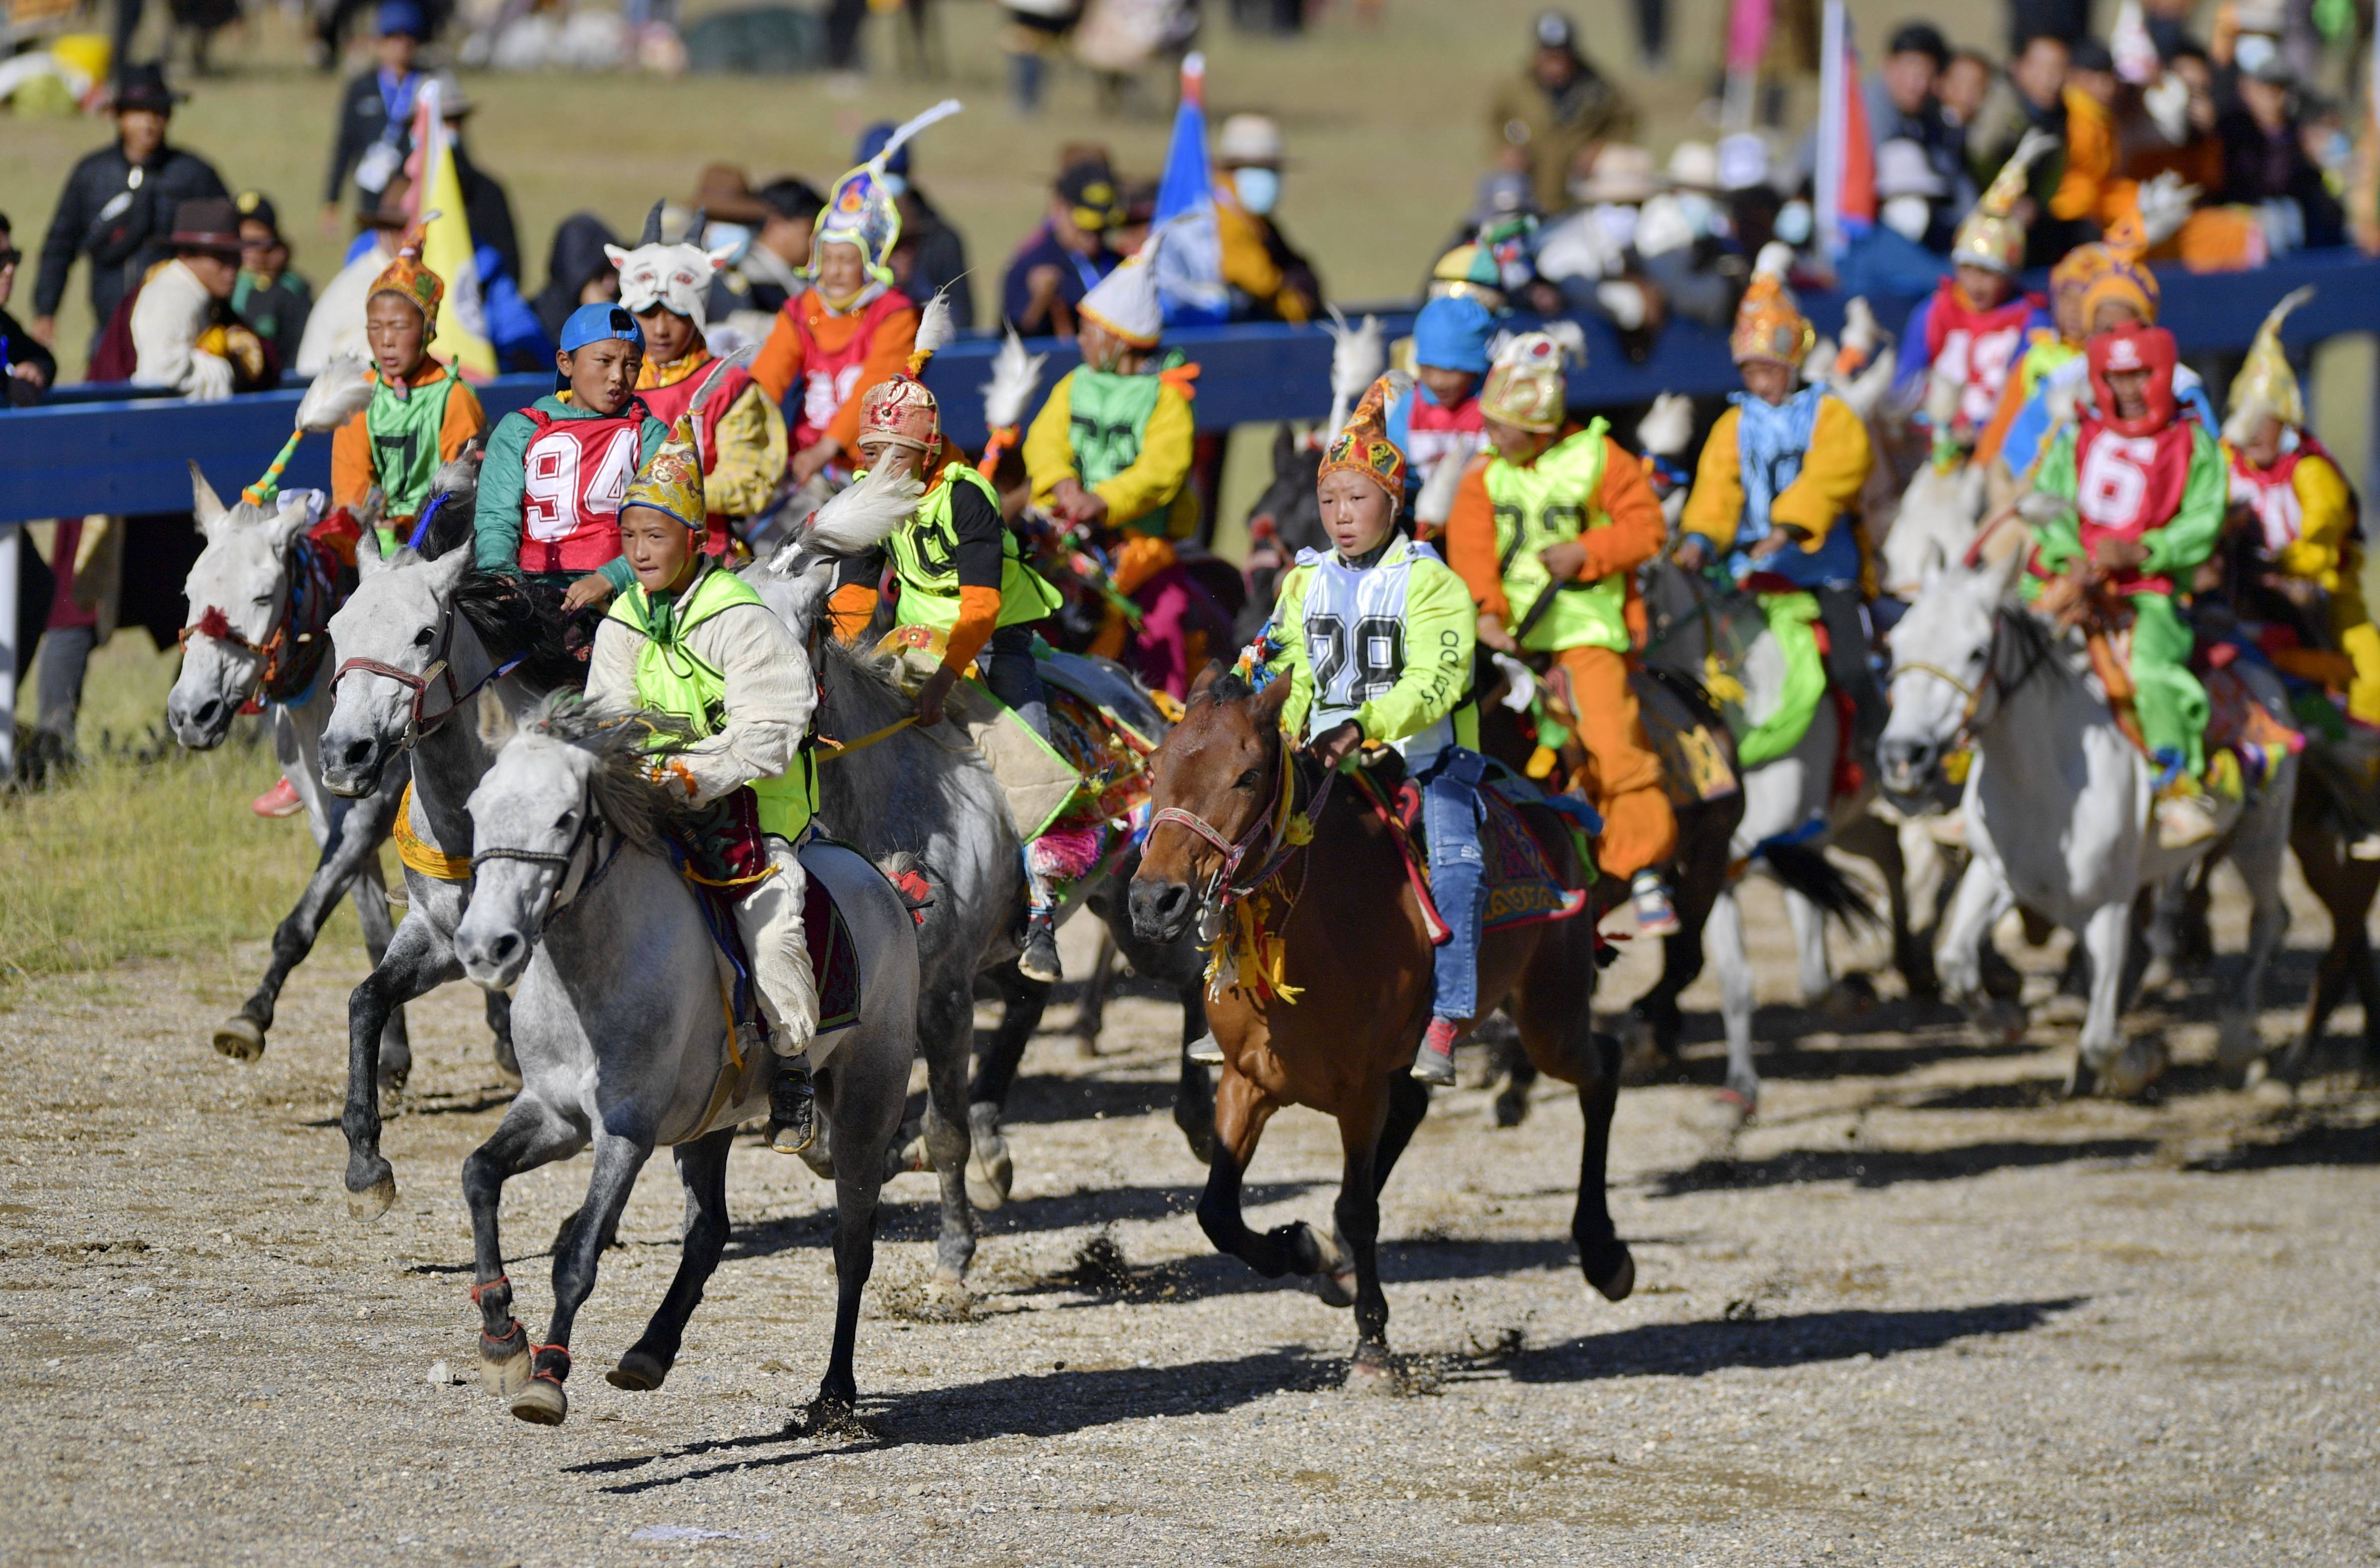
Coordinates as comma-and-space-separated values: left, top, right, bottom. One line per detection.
1816, 0, 1846, 264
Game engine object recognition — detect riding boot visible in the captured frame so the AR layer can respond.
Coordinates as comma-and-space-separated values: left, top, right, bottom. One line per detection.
768, 1053, 817, 1155
1630, 870, 1681, 935
1018, 907, 1062, 984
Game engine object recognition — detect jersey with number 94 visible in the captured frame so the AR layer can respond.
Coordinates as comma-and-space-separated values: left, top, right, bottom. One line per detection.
515, 406, 646, 574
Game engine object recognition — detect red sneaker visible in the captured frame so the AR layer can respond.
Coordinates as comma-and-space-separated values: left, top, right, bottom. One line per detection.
1410, 1016, 1461, 1085
251, 777, 303, 819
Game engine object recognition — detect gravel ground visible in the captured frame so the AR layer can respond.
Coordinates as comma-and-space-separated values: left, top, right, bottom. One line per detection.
2, 871, 2376, 1567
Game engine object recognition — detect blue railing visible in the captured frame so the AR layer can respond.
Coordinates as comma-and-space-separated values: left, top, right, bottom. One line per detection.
5, 249, 2377, 526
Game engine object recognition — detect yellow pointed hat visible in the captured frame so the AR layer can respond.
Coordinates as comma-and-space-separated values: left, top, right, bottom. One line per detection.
2224, 286, 2314, 444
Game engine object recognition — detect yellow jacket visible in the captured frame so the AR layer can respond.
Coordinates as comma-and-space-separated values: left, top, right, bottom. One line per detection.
2235, 443, 2359, 591
1215, 173, 1315, 325
1681, 395, 1873, 556
1023, 367, 1201, 538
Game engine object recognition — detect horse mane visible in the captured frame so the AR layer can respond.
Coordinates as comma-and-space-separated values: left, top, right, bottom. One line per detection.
449, 566, 587, 692
1985, 586, 2088, 693
524, 695, 695, 855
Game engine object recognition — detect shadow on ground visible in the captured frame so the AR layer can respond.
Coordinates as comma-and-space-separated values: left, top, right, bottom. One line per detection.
1507, 1296, 2087, 1382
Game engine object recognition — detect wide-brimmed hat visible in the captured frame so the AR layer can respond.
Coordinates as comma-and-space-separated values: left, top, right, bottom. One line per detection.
1216, 113, 1285, 168
169, 198, 245, 257
113, 63, 181, 116
690, 163, 768, 223
426, 69, 473, 118
1572, 144, 1658, 206
1665, 141, 1721, 193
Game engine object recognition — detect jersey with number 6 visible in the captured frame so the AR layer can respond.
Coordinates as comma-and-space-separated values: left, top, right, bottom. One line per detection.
1267, 537, 1479, 769
2032, 414, 2223, 599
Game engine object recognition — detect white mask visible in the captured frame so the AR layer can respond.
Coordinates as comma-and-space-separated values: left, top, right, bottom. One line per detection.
1882, 195, 1933, 243
1234, 166, 1281, 217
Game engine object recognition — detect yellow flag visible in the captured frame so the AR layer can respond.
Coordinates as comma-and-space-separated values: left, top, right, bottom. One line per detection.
409, 80, 496, 380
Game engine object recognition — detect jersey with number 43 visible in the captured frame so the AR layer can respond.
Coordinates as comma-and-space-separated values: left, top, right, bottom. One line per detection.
1267, 537, 1479, 769
2031, 413, 2225, 599
513, 402, 652, 574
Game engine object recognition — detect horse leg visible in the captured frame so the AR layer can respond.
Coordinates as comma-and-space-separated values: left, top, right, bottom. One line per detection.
341, 914, 461, 1222
1174, 982, 1217, 1163
2217, 807, 2292, 1088
963, 967, 1048, 1213
1783, 882, 1849, 1017
347, 853, 414, 1091
1938, 856, 2023, 1044
1490, 1024, 1538, 1128
2074, 897, 2164, 1098
217, 790, 396, 1067
1195, 1068, 1331, 1282
1074, 924, 1118, 1056
485, 990, 519, 1084
1705, 886, 1761, 1119
610, 1128, 736, 1393
509, 1130, 653, 1426
814, 1116, 891, 1423
1334, 1088, 1396, 1384
462, 1096, 586, 1403
1573, 1032, 1634, 1300
915, 980, 977, 1293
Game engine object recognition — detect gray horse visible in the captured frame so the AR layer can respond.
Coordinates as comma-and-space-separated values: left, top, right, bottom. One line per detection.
451, 707, 919, 1427
318, 530, 578, 1219
164, 466, 412, 1078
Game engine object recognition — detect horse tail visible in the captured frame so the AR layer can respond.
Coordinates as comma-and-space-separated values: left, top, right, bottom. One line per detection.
1759, 840, 1881, 933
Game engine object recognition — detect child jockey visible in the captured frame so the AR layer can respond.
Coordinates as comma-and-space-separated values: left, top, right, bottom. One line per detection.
2224, 290, 2380, 780
327, 227, 487, 557
1262, 371, 1488, 1086
609, 203, 789, 556
1995, 256, 2221, 486
1443, 331, 1681, 935
1022, 232, 1208, 695
1677, 244, 1887, 753
1894, 129, 2059, 458
587, 432, 824, 1154
474, 301, 670, 618
1388, 293, 1495, 515
837, 297, 1074, 982
752, 103, 957, 492
2028, 322, 2227, 849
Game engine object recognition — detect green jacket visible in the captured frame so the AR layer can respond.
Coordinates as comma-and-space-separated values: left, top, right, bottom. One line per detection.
1268, 540, 1480, 754
474, 393, 667, 592
2031, 420, 2225, 594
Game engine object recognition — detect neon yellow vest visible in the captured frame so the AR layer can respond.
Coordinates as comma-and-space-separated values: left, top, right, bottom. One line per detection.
1484, 419, 1628, 654
605, 564, 814, 840
879, 464, 1064, 634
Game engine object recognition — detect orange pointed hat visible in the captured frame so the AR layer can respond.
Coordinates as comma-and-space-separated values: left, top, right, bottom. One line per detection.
368, 216, 445, 344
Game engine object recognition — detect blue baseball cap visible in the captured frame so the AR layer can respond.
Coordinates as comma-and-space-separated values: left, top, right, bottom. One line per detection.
559, 303, 643, 354
377, 0, 429, 39
1413, 294, 1498, 375
854, 122, 911, 177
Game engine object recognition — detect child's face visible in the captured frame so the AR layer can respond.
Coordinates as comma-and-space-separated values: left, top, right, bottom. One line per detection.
366, 293, 429, 382
2090, 299, 2145, 335
1318, 470, 1395, 557
558, 338, 641, 415
817, 241, 867, 302
239, 220, 284, 280
633, 306, 700, 366
2241, 415, 2284, 468
1740, 358, 1795, 406
856, 438, 921, 481
619, 505, 696, 593
1080, 320, 1137, 372
1486, 418, 1552, 465
2106, 367, 2151, 422
1416, 365, 1478, 407
1955, 263, 2011, 312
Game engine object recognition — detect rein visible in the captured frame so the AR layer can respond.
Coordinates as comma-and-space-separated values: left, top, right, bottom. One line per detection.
331, 604, 524, 751
178, 536, 341, 706
1148, 724, 1333, 920
1892, 608, 2057, 746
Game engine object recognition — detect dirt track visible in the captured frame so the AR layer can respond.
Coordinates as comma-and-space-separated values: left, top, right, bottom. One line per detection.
2, 872, 2376, 1566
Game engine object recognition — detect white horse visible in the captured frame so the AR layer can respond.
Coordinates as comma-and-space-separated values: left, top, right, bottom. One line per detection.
164, 466, 412, 1075
1642, 563, 1877, 1119
451, 708, 919, 1428
1879, 549, 2294, 1093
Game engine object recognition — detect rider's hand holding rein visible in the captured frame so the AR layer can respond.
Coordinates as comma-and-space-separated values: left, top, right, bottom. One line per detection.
1309, 719, 1365, 770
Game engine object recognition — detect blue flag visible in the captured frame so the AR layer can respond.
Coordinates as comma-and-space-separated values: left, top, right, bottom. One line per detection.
1152, 53, 1228, 327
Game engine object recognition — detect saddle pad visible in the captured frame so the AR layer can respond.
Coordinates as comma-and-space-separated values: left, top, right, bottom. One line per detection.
801, 875, 863, 1038
2203, 662, 2304, 782
1046, 686, 1155, 825
1379, 771, 1589, 936
1631, 667, 1741, 807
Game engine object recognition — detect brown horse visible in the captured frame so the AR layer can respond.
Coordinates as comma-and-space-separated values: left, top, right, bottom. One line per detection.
1128, 667, 1633, 1380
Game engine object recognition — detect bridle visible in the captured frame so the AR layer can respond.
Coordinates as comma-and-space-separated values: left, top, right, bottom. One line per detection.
1891, 607, 2056, 750
331, 605, 522, 752
470, 779, 623, 933
1147, 716, 1331, 927
178, 537, 339, 706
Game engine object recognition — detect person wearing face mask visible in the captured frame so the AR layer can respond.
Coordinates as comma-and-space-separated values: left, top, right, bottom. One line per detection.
1214, 114, 1321, 325
1865, 22, 1972, 249
752, 105, 957, 492
855, 121, 975, 329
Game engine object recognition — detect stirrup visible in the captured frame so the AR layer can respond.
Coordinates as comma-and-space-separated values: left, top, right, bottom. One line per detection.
768, 1063, 817, 1155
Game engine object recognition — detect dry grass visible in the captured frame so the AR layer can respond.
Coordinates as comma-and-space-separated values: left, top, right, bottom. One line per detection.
1, 637, 370, 992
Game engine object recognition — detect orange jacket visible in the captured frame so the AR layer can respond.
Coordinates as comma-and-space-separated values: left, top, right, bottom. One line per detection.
751, 287, 920, 455
1442, 427, 1663, 644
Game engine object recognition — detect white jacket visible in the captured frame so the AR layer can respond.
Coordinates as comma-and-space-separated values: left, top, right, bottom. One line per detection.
129, 259, 234, 401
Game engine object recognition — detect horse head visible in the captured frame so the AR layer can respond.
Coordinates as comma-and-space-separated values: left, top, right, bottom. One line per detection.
319, 525, 475, 796
1879, 543, 2028, 800
166, 464, 317, 748
1129, 663, 1296, 944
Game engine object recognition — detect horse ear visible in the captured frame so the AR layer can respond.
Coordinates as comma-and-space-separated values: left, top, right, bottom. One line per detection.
425, 539, 474, 596
355, 515, 389, 576
1252, 669, 1295, 724
1189, 661, 1225, 701
190, 462, 227, 534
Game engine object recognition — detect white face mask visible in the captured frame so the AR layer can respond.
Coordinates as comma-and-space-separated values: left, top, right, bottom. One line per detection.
1882, 195, 1932, 243
1774, 200, 1814, 247
702, 222, 753, 264
1234, 166, 1281, 217
1673, 191, 1717, 238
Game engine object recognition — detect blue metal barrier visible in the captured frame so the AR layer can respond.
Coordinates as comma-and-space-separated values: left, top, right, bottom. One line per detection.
6, 249, 2377, 526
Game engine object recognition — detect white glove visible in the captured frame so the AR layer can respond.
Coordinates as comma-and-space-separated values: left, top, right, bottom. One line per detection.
184, 351, 235, 404
1596, 280, 1647, 331
1635, 392, 1694, 459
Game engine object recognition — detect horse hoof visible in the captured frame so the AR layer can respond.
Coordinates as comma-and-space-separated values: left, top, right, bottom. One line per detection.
1491, 1079, 1532, 1129
212, 1016, 265, 1062
1823, 974, 1878, 1020
1711, 1086, 1757, 1127
927, 1275, 970, 1311
1617, 1029, 1673, 1086
1582, 1240, 1635, 1302
481, 1343, 532, 1399
2097, 1039, 2169, 1099
606, 1348, 668, 1392
1972, 998, 2028, 1046
2217, 1017, 2269, 1091
1343, 1349, 1396, 1393
345, 1172, 397, 1224
509, 1378, 567, 1426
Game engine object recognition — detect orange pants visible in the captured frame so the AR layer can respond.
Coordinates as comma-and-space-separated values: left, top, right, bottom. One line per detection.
1554, 644, 1677, 881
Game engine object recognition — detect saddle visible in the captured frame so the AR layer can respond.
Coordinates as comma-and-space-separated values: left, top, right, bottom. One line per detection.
1346, 754, 1592, 943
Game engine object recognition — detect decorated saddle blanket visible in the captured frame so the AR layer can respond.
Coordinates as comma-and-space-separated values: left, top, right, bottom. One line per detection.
675, 822, 863, 1041
1645, 575, 1828, 772
1630, 666, 1742, 808
1349, 762, 1592, 940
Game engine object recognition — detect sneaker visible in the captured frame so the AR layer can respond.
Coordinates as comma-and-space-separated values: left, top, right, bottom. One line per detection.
1186, 1031, 1225, 1065
767, 1059, 817, 1155
251, 776, 303, 819
1630, 871, 1681, 936
1410, 1017, 1460, 1085
1017, 914, 1063, 984
2153, 777, 2220, 850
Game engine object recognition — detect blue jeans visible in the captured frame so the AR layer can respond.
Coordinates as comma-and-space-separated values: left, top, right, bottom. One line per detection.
981, 624, 1050, 740
1415, 747, 1488, 1022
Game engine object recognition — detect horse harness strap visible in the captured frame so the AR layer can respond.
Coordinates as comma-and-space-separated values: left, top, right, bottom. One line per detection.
331, 605, 526, 750
1149, 736, 1334, 915
1893, 610, 2056, 745
474, 793, 625, 929
178, 536, 342, 707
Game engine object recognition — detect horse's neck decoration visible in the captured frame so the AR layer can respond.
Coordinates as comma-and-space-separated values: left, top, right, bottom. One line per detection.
169, 466, 335, 743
